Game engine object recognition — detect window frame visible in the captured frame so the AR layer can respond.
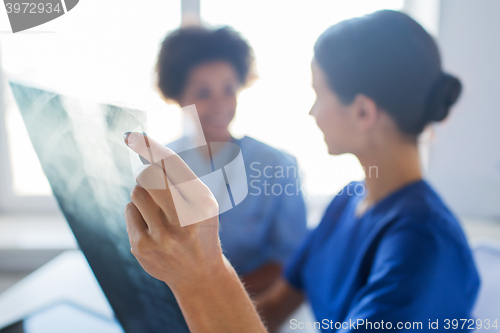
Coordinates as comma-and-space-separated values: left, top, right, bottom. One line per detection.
0, 54, 59, 213
0, 0, 197, 214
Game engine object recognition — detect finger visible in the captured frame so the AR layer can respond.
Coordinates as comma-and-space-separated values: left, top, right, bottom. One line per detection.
124, 201, 149, 243
135, 163, 217, 227
130, 184, 175, 230
135, 165, 182, 225
135, 163, 170, 190
124, 132, 198, 186
125, 132, 218, 226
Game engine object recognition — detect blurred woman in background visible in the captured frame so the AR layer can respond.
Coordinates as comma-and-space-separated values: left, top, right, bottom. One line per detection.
154, 25, 307, 295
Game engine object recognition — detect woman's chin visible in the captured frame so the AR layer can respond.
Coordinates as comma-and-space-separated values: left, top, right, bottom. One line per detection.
204, 125, 231, 141
326, 144, 344, 156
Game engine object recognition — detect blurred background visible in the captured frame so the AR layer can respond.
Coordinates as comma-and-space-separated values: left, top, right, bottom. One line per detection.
0, 0, 499, 331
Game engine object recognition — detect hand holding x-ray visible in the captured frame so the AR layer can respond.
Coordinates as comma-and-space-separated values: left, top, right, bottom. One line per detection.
123, 132, 226, 290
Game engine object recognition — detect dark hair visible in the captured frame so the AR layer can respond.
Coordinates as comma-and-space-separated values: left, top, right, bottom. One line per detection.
314, 10, 462, 135
156, 25, 255, 101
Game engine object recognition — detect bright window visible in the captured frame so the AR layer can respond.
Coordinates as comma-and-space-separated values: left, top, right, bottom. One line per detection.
0, 0, 183, 198
0, 0, 405, 211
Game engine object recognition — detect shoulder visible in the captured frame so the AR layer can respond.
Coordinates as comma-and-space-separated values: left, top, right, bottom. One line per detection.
238, 136, 298, 167
373, 188, 480, 301
372, 182, 479, 271
165, 136, 190, 153
377, 181, 475, 267
326, 180, 364, 211
389, 180, 463, 233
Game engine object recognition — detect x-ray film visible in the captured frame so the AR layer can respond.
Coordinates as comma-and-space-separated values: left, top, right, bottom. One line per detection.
9, 81, 190, 333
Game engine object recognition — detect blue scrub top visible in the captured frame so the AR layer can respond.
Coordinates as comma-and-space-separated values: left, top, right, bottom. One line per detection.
167, 135, 308, 275
284, 180, 480, 332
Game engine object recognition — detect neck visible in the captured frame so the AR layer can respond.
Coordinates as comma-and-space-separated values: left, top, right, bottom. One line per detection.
195, 129, 232, 160
357, 140, 423, 208
202, 129, 232, 143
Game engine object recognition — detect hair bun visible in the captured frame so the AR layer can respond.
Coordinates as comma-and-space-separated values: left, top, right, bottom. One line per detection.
424, 72, 462, 123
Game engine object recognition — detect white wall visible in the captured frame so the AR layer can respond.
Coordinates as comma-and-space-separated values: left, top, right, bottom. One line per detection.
427, 0, 500, 219
0, 44, 12, 212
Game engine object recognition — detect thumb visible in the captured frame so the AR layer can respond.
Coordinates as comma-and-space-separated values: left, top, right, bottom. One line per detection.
124, 131, 199, 186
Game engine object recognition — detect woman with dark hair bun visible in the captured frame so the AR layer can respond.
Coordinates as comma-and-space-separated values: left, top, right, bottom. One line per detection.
155, 25, 308, 296
124, 10, 480, 333
312, 9, 462, 137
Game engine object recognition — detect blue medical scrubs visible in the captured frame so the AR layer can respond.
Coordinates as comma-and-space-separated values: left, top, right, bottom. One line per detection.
167, 135, 307, 275
284, 180, 480, 332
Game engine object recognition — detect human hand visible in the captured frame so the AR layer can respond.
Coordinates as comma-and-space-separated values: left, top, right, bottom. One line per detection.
123, 132, 223, 291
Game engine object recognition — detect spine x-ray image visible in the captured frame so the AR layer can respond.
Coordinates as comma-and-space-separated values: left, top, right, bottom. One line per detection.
9, 81, 190, 333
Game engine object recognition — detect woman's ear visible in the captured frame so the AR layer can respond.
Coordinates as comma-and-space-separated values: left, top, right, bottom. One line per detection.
352, 94, 379, 132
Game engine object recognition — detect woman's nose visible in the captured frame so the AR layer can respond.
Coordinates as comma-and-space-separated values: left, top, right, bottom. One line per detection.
211, 95, 234, 112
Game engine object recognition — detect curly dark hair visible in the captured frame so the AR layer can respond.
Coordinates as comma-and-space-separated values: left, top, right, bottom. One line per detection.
155, 25, 255, 101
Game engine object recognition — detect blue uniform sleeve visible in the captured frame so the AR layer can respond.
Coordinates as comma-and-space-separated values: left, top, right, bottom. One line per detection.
266, 156, 308, 267
282, 229, 315, 290
336, 217, 479, 332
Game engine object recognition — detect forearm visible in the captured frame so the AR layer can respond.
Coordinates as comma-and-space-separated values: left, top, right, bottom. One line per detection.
171, 255, 268, 333
124, 133, 267, 332
254, 279, 304, 333
241, 262, 282, 295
